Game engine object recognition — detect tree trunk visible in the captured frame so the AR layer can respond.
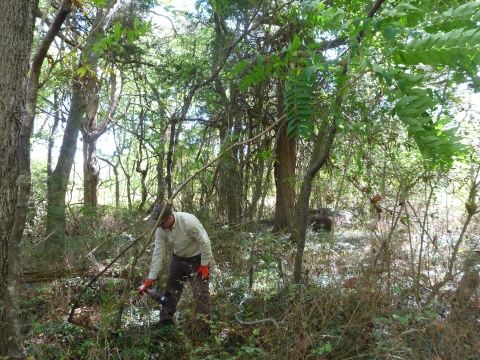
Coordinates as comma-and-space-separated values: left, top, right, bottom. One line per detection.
165, 120, 176, 199
45, 81, 85, 257
228, 94, 243, 224
0, 1, 38, 355
115, 131, 134, 209
155, 143, 166, 205
273, 81, 296, 232
7, 1, 71, 357
47, 91, 61, 181
248, 156, 266, 220
79, 2, 117, 209
45, 2, 116, 249
82, 131, 100, 209
246, 86, 268, 221
292, 0, 386, 283
136, 162, 148, 210
135, 110, 149, 210
216, 80, 243, 224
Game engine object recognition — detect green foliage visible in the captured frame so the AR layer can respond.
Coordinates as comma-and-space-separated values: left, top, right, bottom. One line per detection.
232, 0, 474, 170
399, 26, 480, 70
424, 2, 480, 32
93, 19, 152, 53
284, 65, 316, 140
91, 0, 108, 6
365, 1, 478, 169
310, 342, 332, 356
393, 87, 466, 168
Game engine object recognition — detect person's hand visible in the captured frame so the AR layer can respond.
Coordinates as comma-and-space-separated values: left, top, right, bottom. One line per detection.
138, 279, 154, 294
197, 265, 210, 280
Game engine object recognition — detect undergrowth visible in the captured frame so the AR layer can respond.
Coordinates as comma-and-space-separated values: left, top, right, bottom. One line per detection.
17, 206, 480, 359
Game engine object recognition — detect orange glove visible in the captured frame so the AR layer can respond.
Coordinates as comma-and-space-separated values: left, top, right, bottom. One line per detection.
138, 279, 154, 294
197, 265, 210, 280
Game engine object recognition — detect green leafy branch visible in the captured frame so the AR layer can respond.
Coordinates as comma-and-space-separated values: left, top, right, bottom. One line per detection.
393, 87, 466, 169
284, 65, 316, 140
92, 18, 152, 53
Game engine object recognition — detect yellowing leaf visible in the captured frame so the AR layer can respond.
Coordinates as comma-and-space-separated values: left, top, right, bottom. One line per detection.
77, 67, 87, 78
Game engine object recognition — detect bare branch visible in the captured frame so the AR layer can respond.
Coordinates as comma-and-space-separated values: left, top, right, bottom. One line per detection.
235, 312, 280, 329
150, 10, 178, 36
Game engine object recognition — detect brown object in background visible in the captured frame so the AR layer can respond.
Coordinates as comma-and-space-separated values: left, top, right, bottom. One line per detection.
310, 215, 333, 232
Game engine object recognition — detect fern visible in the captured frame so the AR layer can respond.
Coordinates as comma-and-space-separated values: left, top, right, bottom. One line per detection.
284, 67, 316, 139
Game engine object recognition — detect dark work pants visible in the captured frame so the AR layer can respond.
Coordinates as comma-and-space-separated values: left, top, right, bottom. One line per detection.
159, 253, 211, 334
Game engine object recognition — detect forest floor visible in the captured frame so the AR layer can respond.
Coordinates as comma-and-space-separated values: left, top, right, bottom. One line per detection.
18, 209, 480, 359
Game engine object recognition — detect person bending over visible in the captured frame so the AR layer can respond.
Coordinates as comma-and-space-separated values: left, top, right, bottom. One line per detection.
138, 204, 212, 339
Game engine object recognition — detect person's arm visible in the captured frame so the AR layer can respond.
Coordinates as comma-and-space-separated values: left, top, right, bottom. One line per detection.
191, 226, 211, 279
186, 220, 212, 266
196, 230, 212, 267
147, 228, 167, 280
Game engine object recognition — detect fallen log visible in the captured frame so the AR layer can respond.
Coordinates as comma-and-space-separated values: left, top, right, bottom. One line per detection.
22, 264, 131, 283
23, 268, 85, 283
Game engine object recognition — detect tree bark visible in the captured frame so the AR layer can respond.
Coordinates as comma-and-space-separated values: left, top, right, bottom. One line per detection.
155, 139, 167, 205
165, 120, 176, 199
47, 91, 61, 181
6, 1, 71, 357
0, 1, 38, 355
82, 70, 118, 209
213, 70, 243, 224
226, 85, 243, 224
79, 0, 118, 209
273, 79, 296, 232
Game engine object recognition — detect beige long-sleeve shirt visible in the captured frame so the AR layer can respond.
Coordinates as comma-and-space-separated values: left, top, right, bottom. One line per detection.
147, 212, 212, 280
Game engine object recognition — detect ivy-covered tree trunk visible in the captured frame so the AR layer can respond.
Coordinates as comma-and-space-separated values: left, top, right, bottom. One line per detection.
45, 81, 85, 258
135, 110, 149, 210
0, 1, 38, 355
